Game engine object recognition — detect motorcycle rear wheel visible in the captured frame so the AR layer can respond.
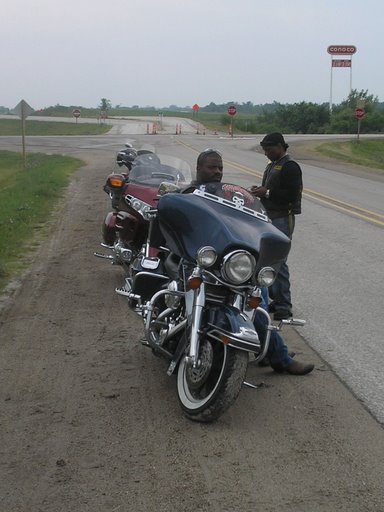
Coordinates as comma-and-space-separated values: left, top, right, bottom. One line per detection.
176, 340, 248, 422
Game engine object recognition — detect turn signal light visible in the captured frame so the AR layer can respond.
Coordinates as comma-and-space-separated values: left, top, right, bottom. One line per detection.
108, 176, 125, 188
247, 296, 262, 309
220, 335, 230, 345
187, 276, 202, 290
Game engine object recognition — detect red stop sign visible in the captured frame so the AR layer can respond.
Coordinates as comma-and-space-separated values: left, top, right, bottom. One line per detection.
227, 105, 237, 116
72, 109, 81, 118
355, 107, 365, 120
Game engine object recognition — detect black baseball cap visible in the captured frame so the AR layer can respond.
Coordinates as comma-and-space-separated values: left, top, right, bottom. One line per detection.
260, 132, 288, 148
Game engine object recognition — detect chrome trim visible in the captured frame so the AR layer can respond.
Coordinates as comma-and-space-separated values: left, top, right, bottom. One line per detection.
187, 283, 206, 367
192, 189, 269, 222
207, 325, 261, 354
144, 288, 185, 338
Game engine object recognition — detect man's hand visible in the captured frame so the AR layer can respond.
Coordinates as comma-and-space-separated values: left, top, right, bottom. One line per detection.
250, 185, 268, 198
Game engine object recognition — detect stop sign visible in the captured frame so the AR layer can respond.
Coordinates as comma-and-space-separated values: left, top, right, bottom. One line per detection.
227, 105, 237, 116
72, 109, 81, 118
355, 107, 365, 120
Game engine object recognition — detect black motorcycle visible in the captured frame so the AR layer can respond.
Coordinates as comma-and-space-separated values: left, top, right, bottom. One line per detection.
116, 181, 295, 422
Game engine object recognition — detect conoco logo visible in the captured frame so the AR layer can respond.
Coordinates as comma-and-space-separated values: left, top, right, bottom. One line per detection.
327, 45, 357, 55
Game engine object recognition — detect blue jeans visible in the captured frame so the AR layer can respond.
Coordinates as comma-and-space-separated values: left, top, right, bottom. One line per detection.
269, 215, 295, 312
253, 288, 292, 369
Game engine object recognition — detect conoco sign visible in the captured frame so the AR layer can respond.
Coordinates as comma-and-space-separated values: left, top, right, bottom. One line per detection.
327, 45, 357, 55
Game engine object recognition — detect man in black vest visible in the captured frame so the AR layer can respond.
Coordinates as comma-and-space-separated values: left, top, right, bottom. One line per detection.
190, 149, 313, 375
251, 133, 302, 320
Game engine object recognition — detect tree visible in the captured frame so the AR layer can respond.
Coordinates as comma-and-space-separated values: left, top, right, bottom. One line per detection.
329, 89, 384, 133
99, 98, 112, 112
336, 89, 378, 113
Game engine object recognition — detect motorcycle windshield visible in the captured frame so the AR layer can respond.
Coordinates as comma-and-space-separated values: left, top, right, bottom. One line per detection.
129, 153, 192, 188
158, 182, 291, 270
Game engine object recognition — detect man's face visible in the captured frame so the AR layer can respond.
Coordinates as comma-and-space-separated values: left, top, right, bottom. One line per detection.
262, 143, 285, 161
196, 154, 223, 183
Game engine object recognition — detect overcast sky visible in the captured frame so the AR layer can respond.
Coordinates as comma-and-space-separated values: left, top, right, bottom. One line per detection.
3, 0, 383, 110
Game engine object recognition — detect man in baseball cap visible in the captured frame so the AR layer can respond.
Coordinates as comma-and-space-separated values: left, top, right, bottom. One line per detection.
251, 133, 302, 320
260, 132, 289, 149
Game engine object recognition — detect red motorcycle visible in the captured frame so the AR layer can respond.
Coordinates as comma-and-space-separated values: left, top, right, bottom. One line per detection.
94, 152, 192, 272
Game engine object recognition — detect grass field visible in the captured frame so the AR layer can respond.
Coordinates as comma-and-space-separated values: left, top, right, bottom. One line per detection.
0, 151, 84, 291
316, 139, 384, 171
0, 119, 111, 136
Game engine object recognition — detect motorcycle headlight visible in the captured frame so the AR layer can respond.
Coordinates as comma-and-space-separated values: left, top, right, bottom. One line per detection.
196, 246, 217, 268
257, 267, 276, 287
221, 250, 256, 284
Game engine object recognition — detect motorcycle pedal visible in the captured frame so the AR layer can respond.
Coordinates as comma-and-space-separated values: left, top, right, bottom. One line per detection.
94, 252, 114, 260
115, 287, 130, 296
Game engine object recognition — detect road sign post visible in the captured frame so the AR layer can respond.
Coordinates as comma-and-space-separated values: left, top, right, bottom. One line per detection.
355, 107, 365, 120
355, 107, 365, 142
13, 100, 34, 170
192, 104, 200, 132
72, 109, 81, 123
227, 105, 237, 138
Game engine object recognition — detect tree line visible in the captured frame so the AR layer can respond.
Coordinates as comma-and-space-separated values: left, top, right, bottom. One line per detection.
3, 89, 383, 135
205, 90, 384, 134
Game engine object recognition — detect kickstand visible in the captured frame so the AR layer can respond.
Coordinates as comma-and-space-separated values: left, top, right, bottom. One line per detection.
242, 381, 258, 389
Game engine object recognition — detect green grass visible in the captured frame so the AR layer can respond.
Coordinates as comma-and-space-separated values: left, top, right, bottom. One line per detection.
316, 139, 384, 171
0, 119, 111, 136
0, 151, 84, 291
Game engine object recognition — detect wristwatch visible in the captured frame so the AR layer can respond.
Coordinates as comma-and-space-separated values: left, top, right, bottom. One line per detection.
265, 189, 270, 199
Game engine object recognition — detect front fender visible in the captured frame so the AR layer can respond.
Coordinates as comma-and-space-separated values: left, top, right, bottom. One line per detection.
206, 305, 261, 354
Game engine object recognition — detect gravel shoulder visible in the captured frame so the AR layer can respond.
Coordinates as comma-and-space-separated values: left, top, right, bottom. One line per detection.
0, 146, 383, 512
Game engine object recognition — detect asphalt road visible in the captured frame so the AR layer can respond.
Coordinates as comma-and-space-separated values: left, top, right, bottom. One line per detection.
0, 119, 383, 511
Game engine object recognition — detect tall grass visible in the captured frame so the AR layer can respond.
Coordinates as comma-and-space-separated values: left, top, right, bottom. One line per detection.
0, 151, 84, 290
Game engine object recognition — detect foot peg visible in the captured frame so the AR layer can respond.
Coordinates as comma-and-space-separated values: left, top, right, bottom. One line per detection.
94, 251, 114, 260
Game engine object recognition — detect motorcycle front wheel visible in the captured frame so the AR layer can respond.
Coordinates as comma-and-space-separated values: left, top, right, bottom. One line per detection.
176, 339, 248, 422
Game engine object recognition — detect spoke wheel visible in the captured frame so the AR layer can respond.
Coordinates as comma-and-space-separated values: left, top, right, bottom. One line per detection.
177, 339, 248, 422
